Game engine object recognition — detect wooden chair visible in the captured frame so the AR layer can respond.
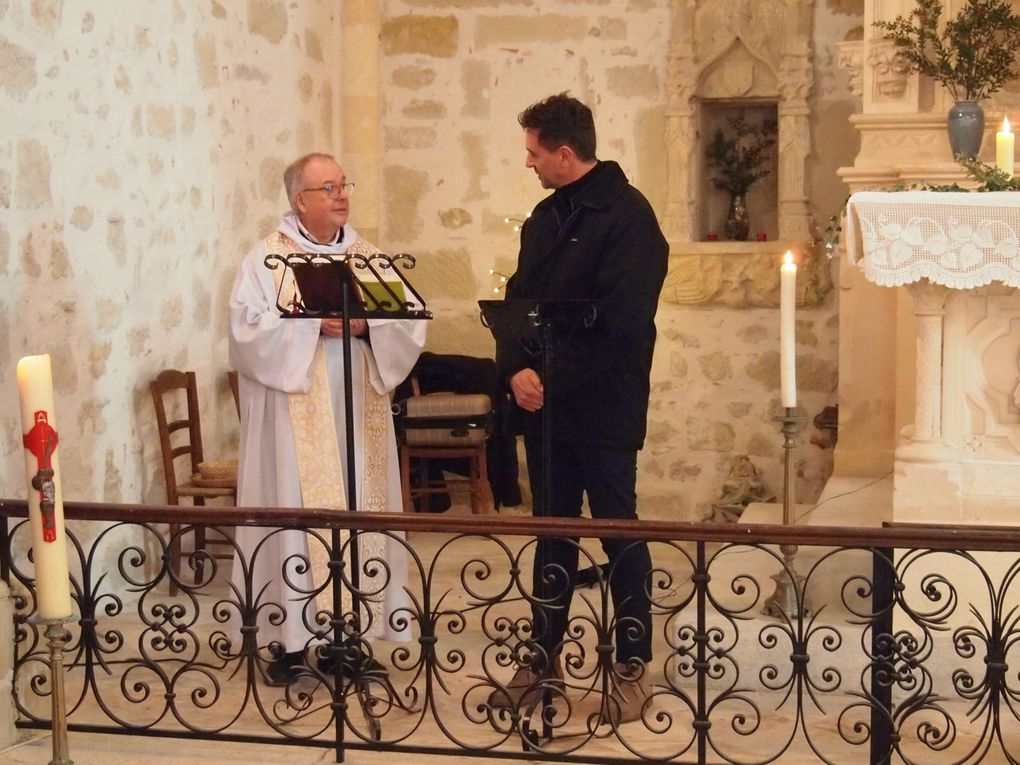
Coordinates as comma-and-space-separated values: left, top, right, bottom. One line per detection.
398, 378, 492, 514
150, 369, 235, 594
227, 370, 240, 418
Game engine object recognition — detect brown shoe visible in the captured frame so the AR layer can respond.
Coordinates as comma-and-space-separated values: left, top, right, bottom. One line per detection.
601, 661, 652, 725
488, 658, 564, 710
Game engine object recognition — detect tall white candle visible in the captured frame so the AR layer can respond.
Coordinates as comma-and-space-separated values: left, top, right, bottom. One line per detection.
997, 117, 1015, 176
780, 251, 797, 408
17, 354, 74, 620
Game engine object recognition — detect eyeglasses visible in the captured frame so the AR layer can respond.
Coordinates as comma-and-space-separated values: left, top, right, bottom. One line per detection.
301, 182, 355, 198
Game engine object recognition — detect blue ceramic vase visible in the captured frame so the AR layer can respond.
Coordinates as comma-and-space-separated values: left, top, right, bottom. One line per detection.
947, 100, 985, 160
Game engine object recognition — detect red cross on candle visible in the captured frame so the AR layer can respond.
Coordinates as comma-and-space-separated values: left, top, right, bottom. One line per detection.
23, 409, 59, 542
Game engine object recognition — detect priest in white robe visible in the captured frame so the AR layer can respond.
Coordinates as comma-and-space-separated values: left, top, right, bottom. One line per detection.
228, 152, 425, 685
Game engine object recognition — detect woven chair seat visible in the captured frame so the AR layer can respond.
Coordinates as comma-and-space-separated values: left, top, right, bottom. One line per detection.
403, 393, 491, 447
399, 391, 493, 513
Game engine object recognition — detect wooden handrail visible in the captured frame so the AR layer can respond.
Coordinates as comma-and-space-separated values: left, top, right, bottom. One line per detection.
3, 497, 1020, 552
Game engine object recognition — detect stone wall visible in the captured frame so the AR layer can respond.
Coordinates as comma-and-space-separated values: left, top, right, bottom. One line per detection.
649, 285, 839, 519
378, 0, 674, 356
378, 0, 860, 518
0, 1, 341, 511
0, 0, 862, 524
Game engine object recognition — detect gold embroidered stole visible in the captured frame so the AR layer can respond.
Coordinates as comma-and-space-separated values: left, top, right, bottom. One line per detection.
265, 232, 394, 629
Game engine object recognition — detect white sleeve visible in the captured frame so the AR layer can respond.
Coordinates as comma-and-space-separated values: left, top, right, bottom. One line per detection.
364, 317, 427, 393
228, 244, 323, 394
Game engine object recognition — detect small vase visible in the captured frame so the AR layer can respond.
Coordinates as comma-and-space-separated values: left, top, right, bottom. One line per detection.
947, 100, 985, 160
724, 192, 750, 241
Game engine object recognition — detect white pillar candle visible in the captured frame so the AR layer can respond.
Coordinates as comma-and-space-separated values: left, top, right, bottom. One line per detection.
17, 354, 73, 620
780, 251, 797, 408
997, 117, 1015, 176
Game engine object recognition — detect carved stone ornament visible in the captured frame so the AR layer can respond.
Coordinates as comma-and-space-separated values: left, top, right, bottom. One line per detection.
835, 40, 864, 99
962, 294, 1020, 458
661, 243, 832, 308
866, 39, 912, 100
711, 454, 775, 523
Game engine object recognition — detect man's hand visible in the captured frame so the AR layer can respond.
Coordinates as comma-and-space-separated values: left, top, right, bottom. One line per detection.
320, 318, 368, 338
510, 368, 544, 412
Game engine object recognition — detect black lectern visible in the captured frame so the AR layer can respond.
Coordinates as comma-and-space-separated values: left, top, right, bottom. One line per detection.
478, 299, 597, 515
265, 250, 430, 742
269, 249, 430, 520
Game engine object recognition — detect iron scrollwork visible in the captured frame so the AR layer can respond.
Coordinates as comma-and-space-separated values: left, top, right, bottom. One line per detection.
3, 503, 1020, 763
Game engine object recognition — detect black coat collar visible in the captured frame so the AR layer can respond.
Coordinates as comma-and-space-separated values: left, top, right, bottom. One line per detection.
535, 160, 629, 215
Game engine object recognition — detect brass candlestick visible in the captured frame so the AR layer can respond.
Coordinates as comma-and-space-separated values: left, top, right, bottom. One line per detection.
30, 615, 75, 765
763, 408, 809, 620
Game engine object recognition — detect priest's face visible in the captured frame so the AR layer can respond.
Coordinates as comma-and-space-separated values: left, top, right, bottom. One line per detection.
524, 128, 567, 189
294, 156, 351, 242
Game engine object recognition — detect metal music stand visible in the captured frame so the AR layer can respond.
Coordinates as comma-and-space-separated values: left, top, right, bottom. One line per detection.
479, 298, 597, 743
479, 300, 597, 519
265, 250, 430, 742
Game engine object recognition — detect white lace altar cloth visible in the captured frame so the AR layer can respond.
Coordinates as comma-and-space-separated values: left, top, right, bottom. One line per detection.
845, 191, 1020, 289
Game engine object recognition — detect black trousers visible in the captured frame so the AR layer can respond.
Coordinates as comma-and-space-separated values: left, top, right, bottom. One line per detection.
523, 435, 653, 666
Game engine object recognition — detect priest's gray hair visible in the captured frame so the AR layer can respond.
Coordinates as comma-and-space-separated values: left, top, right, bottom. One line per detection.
283, 152, 336, 211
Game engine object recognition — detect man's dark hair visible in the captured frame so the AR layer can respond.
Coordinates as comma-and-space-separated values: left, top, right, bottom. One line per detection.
518, 93, 597, 161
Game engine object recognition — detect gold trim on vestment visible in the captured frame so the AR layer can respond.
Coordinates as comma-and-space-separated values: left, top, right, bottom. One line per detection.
265, 232, 394, 634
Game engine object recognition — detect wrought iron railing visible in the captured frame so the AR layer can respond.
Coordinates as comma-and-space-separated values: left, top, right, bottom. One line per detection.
2, 499, 1020, 764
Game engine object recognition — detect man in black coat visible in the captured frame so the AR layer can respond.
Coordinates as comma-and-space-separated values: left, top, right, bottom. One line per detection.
493, 93, 669, 724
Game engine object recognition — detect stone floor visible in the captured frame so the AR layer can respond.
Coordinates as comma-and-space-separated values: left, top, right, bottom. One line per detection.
2, 496, 1017, 764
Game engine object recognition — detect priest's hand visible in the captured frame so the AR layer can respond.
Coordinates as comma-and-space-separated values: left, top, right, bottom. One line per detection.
320, 318, 368, 338
510, 368, 544, 412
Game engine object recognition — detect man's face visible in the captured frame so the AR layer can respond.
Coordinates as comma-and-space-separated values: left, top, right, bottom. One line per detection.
294, 156, 350, 239
524, 129, 565, 190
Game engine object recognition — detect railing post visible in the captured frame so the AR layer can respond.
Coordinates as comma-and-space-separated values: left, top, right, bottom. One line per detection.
332, 527, 347, 764
870, 546, 894, 765
0, 517, 9, 584
0, 569, 16, 748
695, 541, 708, 765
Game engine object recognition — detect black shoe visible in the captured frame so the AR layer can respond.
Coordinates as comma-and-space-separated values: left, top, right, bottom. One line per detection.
316, 644, 387, 677
575, 562, 610, 589
264, 650, 304, 687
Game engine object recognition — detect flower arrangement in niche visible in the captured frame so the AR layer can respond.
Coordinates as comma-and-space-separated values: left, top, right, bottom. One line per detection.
704, 114, 778, 241
874, 0, 1020, 158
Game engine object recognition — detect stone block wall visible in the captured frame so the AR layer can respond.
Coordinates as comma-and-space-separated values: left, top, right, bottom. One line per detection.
377, 0, 859, 517
0, 1, 341, 510
378, 0, 673, 356
648, 289, 840, 520
0, 0, 862, 524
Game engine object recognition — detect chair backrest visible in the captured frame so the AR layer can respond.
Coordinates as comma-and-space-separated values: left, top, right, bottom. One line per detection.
227, 370, 240, 418
150, 369, 205, 504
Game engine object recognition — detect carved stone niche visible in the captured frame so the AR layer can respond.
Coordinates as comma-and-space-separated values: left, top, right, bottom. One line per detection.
665, 0, 815, 305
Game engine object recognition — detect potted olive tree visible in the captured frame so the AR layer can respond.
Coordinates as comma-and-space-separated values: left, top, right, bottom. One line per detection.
875, 0, 1020, 159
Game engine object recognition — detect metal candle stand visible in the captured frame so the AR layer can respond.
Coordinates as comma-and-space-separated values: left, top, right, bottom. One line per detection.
29, 614, 76, 765
763, 407, 809, 620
